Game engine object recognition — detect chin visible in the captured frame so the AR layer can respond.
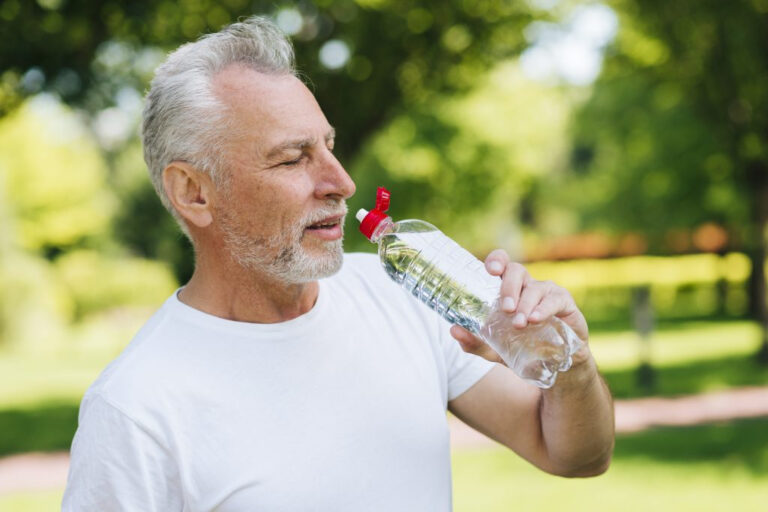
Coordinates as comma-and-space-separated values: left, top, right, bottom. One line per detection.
278, 244, 345, 283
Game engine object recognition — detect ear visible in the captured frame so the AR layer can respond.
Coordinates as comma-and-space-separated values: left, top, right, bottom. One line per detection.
162, 161, 214, 228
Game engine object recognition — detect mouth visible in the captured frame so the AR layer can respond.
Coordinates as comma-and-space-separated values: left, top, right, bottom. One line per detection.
306, 215, 343, 230
304, 214, 345, 240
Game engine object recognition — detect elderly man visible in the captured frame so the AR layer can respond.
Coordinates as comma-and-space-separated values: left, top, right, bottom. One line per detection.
63, 16, 614, 511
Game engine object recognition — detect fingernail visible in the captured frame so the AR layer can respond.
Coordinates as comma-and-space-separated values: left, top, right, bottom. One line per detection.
513, 313, 527, 326
502, 297, 515, 312
529, 311, 541, 321
488, 261, 503, 274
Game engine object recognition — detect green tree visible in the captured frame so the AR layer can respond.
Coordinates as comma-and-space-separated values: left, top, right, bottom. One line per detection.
0, 99, 179, 345
1, 0, 535, 159
557, 0, 768, 358
0, 96, 115, 255
348, 61, 571, 256
0, 0, 538, 279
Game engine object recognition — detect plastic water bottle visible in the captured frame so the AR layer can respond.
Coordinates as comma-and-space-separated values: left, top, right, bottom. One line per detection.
357, 187, 583, 388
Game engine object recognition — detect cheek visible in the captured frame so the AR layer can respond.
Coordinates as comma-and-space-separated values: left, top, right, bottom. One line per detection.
246, 176, 312, 228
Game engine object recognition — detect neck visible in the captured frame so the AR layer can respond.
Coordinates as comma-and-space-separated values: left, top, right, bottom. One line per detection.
178, 249, 319, 324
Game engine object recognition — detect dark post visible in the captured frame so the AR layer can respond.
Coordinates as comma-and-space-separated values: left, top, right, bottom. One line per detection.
633, 286, 655, 393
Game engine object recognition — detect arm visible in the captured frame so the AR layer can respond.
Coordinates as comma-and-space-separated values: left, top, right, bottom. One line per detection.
447, 250, 614, 477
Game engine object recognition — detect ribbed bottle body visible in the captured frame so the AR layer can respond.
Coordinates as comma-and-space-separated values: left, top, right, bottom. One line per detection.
375, 219, 582, 388
377, 220, 498, 333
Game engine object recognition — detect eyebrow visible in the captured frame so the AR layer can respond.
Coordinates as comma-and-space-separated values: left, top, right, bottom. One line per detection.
265, 127, 336, 160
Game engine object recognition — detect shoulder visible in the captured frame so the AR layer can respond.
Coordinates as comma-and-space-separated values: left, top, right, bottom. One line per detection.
327, 252, 399, 297
328, 252, 436, 332
82, 298, 180, 416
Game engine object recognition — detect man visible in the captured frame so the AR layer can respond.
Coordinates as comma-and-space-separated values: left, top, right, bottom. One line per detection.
63, 16, 614, 511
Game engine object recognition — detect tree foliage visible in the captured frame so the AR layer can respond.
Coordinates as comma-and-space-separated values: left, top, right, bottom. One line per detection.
0, 96, 117, 253
556, 0, 768, 355
552, 0, 767, 244
1, 0, 541, 280
0, 97, 177, 346
0, 0, 535, 159
347, 62, 571, 257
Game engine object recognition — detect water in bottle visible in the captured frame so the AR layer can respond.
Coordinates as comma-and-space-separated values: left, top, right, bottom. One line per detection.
357, 187, 583, 388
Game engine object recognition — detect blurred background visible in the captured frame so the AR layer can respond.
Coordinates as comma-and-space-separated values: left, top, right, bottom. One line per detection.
1, 0, 767, 509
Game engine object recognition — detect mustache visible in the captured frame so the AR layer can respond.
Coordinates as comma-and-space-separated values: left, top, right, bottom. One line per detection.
302, 201, 348, 226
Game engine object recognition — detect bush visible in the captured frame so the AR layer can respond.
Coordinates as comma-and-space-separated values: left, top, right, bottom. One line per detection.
525, 253, 750, 327
54, 250, 178, 319
0, 250, 72, 348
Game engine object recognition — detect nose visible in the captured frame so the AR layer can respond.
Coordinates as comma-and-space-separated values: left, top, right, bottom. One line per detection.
314, 150, 356, 200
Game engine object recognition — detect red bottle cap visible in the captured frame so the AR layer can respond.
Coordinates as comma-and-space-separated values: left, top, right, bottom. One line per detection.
358, 187, 391, 240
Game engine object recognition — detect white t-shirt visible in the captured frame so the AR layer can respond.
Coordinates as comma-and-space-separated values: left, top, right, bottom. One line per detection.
63, 253, 495, 512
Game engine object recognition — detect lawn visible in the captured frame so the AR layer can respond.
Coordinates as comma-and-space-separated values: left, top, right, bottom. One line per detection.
2, 318, 763, 408
453, 418, 768, 512
0, 318, 766, 510
0, 319, 766, 457
3, 419, 767, 511
0, 490, 63, 512
590, 319, 768, 398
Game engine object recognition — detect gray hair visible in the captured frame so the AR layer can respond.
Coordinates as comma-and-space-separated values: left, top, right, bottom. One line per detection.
141, 16, 296, 236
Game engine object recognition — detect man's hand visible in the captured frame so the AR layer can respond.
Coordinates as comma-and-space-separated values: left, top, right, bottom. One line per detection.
447, 250, 614, 478
449, 249, 590, 366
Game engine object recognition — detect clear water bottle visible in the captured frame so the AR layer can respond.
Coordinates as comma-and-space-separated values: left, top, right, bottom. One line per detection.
357, 187, 583, 389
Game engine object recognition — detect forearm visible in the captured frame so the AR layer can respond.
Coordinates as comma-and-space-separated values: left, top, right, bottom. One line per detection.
449, 253, 615, 476
539, 347, 615, 476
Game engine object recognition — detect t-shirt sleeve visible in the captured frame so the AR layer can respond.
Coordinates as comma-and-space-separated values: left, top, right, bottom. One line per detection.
62, 393, 184, 512
436, 317, 496, 401
345, 252, 496, 403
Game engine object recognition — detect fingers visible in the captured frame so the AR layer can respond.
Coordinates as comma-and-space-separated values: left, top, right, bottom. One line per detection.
485, 250, 529, 314
483, 248, 589, 338
499, 263, 528, 314
521, 282, 589, 340
484, 249, 509, 276
450, 325, 504, 365
510, 279, 548, 328
528, 284, 574, 323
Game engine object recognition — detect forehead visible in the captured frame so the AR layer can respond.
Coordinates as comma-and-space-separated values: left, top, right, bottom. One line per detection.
211, 65, 331, 151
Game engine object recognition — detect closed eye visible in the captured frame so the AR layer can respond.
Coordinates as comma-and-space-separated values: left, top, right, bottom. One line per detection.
278, 155, 306, 167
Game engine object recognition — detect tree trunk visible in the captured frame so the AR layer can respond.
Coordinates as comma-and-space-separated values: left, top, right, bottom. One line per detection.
716, 250, 729, 316
748, 162, 768, 363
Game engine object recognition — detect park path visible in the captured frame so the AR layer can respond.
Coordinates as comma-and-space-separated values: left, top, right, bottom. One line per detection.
449, 385, 768, 448
3, 386, 768, 495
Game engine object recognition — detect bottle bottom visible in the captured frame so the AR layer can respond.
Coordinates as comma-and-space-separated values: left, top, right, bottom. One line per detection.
479, 312, 582, 389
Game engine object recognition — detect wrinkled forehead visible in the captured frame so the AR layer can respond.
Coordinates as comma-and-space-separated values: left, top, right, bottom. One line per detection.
211, 64, 330, 154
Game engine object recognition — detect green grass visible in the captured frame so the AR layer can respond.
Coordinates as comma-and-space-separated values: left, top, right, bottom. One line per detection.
0, 309, 147, 409
1, 318, 761, 408
0, 490, 63, 511
12, 420, 768, 512
588, 319, 762, 370
453, 418, 768, 512
0, 350, 117, 409
1, 255, 764, 509
603, 354, 768, 399
589, 319, 768, 398
0, 319, 764, 457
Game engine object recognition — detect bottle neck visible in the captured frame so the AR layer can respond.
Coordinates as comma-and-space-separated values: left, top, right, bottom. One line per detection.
370, 217, 395, 242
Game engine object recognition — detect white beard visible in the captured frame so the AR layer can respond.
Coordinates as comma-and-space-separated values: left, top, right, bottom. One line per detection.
219, 200, 347, 284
